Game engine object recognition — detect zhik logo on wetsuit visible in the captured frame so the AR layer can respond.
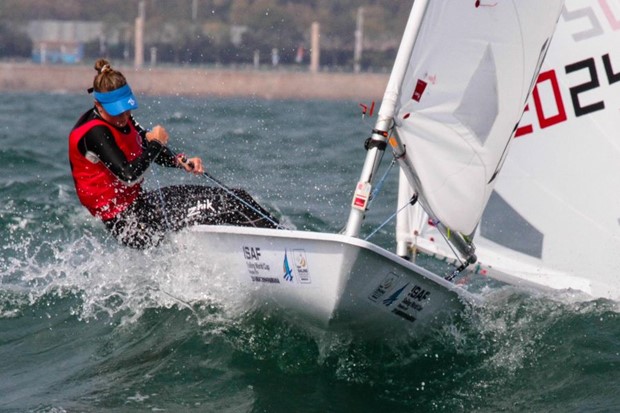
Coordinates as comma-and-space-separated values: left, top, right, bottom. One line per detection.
187, 200, 216, 218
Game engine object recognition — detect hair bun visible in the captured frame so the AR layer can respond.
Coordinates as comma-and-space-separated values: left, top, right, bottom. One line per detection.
94, 58, 112, 74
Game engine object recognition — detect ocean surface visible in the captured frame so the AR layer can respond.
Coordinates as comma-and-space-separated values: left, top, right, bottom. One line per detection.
0, 92, 619, 412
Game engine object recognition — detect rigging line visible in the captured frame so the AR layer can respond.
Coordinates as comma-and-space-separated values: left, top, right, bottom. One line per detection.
364, 195, 417, 242
150, 167, 172, 231
434, 221, 464, 266
368, 157, 397, 207
198, 171, 284, 229
167, 147, 285, 230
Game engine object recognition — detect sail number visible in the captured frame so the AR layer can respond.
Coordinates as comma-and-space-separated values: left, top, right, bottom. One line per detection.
563, 1, 620, 43
516, 53, 619, 137
516, 0, 620, 137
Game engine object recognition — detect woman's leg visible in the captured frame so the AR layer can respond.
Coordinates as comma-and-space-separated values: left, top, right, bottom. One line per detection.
104, 185, 279, 248
149, 185, 279, 231
103, 195, 167, 249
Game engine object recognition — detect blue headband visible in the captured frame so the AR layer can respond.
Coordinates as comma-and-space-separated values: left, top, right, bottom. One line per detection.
93, 84, 139, 116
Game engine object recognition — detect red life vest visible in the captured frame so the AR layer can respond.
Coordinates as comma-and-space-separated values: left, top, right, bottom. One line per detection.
68, 118, 143, 220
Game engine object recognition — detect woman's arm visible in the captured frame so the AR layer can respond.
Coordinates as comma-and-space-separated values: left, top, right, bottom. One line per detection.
79, 124, 164, 184
131, 116, 179, 167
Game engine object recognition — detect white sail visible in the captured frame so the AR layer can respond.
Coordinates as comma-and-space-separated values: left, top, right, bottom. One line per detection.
392, 0, 564, 236
403, 0, 620, 300
474, 0, 620, 300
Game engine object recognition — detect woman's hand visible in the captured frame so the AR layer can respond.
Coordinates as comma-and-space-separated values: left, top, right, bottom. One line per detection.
146, 125, 169, 146
177, 155, 204, 174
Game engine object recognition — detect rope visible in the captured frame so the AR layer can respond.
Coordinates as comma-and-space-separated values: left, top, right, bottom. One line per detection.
367, 158, 396, 208
427, 218, 474, 281
198, 170, 284, 229
364, 195, 417, 241
150, 167, 171, 231
159, 146, 284, 230
431, 219, 464, 267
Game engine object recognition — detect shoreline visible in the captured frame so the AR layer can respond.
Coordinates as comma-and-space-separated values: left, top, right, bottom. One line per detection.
0, 62, 389, 101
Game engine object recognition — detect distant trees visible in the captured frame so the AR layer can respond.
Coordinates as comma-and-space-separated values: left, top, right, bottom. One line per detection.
2, 0, 137, 21
0, 0, 409, 70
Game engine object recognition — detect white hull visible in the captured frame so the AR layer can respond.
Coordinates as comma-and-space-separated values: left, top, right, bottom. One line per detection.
184, 225, 476, 336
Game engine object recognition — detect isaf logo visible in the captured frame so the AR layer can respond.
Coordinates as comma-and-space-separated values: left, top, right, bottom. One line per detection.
243, 246, 261, 260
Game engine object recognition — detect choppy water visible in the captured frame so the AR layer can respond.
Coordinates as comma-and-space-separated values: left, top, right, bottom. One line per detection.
1, 92, 619, 412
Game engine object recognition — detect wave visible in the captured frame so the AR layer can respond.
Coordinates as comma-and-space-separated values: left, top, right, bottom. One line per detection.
1, 228, 618, 412
1, 93, 619, 412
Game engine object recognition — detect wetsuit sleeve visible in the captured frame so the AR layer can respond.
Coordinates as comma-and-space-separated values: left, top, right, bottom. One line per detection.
79, 125, 165, 184
131, 116, 179, 168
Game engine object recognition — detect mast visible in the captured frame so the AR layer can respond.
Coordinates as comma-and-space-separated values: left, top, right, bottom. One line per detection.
344, 0, 476, 267
344, 0, 429, 238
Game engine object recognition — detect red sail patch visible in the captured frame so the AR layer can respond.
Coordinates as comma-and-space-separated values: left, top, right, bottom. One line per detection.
412, 79, 428, 102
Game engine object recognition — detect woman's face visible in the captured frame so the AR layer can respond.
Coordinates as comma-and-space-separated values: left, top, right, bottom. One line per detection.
96, 102, 130, 128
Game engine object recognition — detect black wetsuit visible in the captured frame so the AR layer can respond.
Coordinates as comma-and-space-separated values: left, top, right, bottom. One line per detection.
73, 108, 278, 248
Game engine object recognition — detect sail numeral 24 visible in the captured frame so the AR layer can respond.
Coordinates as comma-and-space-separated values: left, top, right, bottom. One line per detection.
516, 53, 619, 137
566, 55, 619, 116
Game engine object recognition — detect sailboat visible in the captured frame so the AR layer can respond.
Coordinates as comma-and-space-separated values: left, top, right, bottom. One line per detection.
404, 0, 620, 302
184, 0, 566, 335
